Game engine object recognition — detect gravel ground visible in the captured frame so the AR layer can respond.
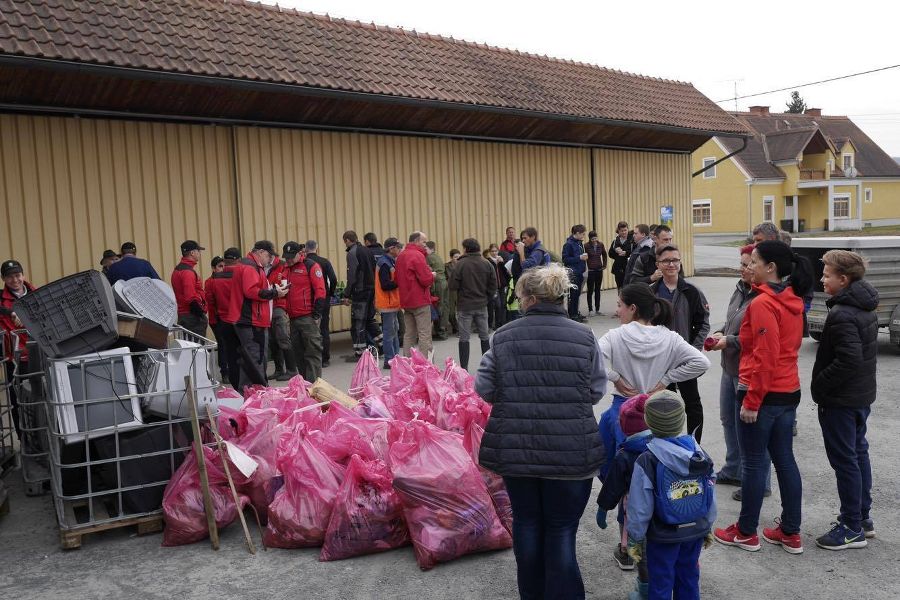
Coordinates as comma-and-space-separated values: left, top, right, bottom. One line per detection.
1, 276, 898, 600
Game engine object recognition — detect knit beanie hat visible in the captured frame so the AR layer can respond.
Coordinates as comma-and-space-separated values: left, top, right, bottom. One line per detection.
619, 394, 649, 436
644, 390, 686, 439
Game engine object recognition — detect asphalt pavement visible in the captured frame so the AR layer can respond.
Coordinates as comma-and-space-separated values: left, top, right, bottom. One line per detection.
2, 276, 899, 600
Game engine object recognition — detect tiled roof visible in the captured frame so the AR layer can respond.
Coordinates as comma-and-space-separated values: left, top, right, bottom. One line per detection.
720, 112, 900, 179
0, 0, 747, 135
763, 128, 820, 162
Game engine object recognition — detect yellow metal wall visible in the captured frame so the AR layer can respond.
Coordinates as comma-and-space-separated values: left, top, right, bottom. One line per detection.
594, 149, 694, 276
0, 114, 239, 287
233, 128, 594, 329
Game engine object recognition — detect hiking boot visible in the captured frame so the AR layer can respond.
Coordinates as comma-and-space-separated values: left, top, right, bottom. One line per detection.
716, 473, 741, 486
714, 523, 761, 552
816, 521, 867, 551
613, 544, 635, 570
763, 520, 803, 554
269, 370, 285, 380
276, 370, 296, 382
732, 488, 771, 501
861, 518, 876, 539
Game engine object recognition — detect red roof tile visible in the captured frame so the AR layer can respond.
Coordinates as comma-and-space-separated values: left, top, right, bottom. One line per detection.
0, 0, 746, 135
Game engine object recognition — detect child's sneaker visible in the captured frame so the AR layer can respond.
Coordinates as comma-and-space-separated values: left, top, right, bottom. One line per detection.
762, 520, 803, 554
714, 523, 761, 552
816, 521, 867, 550
861, 518, 876, 539
613, 544, 635, 570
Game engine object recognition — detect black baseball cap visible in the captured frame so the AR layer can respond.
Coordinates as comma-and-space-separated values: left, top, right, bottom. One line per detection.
120, 242, 137, 254
252, 240, 276, 255
223, 247, 242, 260
1, 260, 22, 278
210, 256, 224, 268
181, 240, 205, 254
99, 249, 118, 265
282, 241, 304, 259
384, 237, 402, 249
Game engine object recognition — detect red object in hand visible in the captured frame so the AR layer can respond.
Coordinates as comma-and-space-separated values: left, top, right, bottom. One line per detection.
703, 337, 718, 351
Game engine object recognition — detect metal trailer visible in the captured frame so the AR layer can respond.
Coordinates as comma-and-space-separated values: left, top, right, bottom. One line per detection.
0, 334, 14, 480
12, 337, 53, 496
43, 327, 218, 549
791, 236, 900, 345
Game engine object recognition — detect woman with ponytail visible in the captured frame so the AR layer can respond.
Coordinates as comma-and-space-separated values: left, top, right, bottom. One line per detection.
714, 240, 813, 555
596, 283, 710, 569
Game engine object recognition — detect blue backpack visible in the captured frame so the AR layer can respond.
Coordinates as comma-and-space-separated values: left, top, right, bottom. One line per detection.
653, 455, 714, 527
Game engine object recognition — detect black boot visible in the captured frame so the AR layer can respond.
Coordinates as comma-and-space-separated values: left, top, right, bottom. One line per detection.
458, 341, 470, 371
481, 339, 490, 355
280, 349, 299, 381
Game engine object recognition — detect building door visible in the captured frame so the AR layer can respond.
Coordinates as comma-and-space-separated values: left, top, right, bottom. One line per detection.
784, 197, 795, 219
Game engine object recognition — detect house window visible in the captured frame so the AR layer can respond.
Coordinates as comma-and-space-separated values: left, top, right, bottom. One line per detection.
702, 157, 717, 179
763, 196, 774, 222
842, 154, 854, 171
865, 188, 873, 203
833, 195, 851, 219
828, 159, 835, 174
692, 200, 712, 226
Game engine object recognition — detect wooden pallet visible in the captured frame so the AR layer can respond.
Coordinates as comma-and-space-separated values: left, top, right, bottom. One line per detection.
59, 499, 163, 550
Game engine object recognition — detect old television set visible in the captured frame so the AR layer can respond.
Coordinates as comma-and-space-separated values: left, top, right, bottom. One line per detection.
51, 347, 143, 443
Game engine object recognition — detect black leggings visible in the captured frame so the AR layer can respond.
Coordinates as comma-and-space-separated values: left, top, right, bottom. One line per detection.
586, 270, 603, 311
668, 377, 704, 441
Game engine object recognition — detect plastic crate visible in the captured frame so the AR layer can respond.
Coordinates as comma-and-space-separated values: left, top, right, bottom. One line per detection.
113, 278, 177, 328
14, 270, 117, 358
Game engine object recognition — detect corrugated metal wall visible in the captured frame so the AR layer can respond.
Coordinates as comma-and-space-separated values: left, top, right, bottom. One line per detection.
593, 149, 694, 276
0, 115, 239, 286
0, 114, 697, 333
233, 128, 593, 330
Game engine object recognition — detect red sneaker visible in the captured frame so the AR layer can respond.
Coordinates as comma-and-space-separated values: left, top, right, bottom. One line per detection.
762, 521, 803, 554
714, 523, 761, 552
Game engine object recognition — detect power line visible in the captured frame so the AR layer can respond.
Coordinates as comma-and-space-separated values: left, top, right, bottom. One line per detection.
715, 64, 900, 103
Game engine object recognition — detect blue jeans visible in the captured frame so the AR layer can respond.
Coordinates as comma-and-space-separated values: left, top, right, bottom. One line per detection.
646, 538, 703, 600
721, 376, 771, 492
818, 406, 872, 532
737, 403, 802, 535
503, 477, 592, 600
380, 310, 400, 365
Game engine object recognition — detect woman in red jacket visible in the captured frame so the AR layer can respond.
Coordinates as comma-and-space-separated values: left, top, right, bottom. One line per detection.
714, 240, 813, 555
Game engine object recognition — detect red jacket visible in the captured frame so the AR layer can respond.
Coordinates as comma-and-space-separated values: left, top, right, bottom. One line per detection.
225, 253, 277, 328
205, 266, 236, 326
738, 283, 804, 411
267, 257, 288, 311
0, 282, 35, 362
171, 257, 206, 316
395, 244, 435, 309
284, 257, 327, 318
499, 240, 517, 254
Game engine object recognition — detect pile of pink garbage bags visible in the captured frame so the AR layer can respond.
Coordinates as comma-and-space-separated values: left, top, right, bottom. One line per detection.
161, 349, 513, 570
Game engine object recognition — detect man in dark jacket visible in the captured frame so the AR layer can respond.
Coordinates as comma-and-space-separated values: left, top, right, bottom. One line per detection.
449, 238, 496, 370
305, 240, 337, 367
561, 224, 588, 322
364, 232, 385, 260
171, 240, 208, 338
609, 221, 633, 291
623, 224, 653, 285
811, 250, 878, 549
630, 225, 674, 285
106, 241, 160, 284
511, 227, 551, 281
341, 230, 382, 361
650, 245, 710, 441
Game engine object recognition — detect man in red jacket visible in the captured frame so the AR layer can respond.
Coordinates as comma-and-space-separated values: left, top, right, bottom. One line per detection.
204, 256, 229, 383
282, 242, 327, 383
172, 240, 208, 338
266, 254, 298, 381
206, 248, 241, 387
395, 231, 436, 358
1, 259, 36, 439
225, 241, 289, 391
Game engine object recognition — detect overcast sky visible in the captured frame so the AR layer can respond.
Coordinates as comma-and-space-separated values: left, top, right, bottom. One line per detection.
259, 0, 900, 157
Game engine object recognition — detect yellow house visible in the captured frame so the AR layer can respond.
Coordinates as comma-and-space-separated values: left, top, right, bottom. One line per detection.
692, 106, 900, 236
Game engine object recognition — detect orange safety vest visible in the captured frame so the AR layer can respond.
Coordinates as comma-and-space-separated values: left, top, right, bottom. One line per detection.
374, 264, 401, 311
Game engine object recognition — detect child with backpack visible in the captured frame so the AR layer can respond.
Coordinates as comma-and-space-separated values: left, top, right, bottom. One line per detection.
596, 394, 653, 599
811, 250, 878, 549
625, 391, 716, 600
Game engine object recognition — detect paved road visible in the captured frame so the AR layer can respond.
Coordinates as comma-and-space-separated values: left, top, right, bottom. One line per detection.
695, 244, 742, 272
2, 277, 899, 600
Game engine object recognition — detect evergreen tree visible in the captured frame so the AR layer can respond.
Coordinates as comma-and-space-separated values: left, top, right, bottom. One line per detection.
785, 91, 807, 113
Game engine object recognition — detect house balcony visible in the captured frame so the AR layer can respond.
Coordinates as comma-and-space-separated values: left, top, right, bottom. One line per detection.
799, 168, 827, 181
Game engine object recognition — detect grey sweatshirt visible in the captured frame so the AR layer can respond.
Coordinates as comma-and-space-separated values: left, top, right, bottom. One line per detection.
598, 322, 710, 393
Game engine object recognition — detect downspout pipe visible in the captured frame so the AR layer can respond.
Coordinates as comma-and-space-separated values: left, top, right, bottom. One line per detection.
692, 136, 748, 178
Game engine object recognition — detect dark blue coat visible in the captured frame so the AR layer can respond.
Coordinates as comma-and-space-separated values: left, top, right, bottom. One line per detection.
476, 302, 607, 478
562, 236, 586, 276
106, 254, 160, 284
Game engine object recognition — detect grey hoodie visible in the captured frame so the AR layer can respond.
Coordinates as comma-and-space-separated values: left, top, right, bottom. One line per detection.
599, 321, 710, 393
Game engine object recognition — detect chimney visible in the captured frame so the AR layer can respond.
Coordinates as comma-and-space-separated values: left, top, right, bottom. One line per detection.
805, 108, 822, 116
749, 106, 770, 115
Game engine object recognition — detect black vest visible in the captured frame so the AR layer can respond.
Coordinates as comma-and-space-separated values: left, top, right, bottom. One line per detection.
479, 303, 605, 478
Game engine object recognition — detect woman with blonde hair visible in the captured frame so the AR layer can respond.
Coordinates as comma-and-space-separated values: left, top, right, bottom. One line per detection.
477, 263, 607, 600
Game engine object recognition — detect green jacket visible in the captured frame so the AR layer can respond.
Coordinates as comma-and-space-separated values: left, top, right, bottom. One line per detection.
426, 253, 447, 284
